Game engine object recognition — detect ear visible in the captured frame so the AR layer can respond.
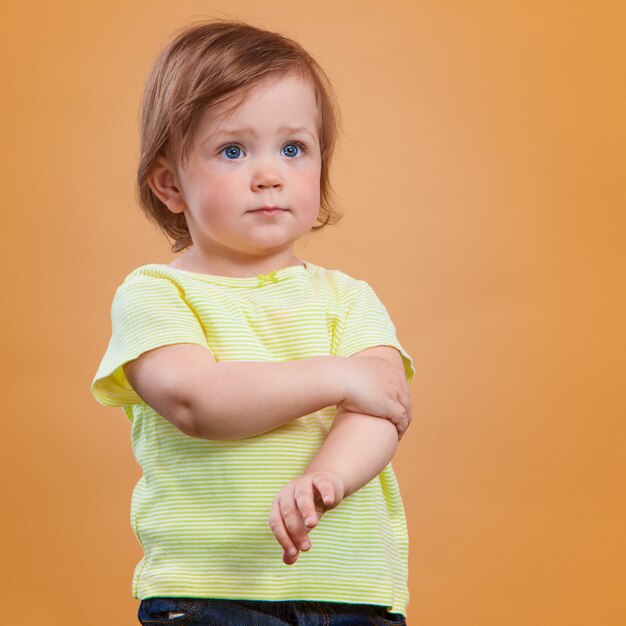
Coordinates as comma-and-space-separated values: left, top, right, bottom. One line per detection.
147, 155, 186, 214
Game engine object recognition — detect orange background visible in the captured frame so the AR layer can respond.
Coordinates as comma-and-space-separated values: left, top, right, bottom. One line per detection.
1, 2, 624, 624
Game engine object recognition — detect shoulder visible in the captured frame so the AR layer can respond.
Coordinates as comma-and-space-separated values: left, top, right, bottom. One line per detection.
306, 263, 370, 301
113, 264, 187, 294
108, 264, 191, 313
120, 263, 184, 285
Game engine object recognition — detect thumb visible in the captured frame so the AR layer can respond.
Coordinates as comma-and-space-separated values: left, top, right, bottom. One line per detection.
312, 475, 341, 511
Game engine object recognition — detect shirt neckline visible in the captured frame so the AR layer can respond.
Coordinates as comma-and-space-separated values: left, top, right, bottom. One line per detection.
148, 259, 313, 287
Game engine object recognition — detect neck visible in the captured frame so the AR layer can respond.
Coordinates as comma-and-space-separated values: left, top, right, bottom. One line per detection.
168, 249, 304, 278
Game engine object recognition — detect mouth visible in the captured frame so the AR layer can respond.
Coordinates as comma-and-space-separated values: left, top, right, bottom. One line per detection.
248, 207, 288, 216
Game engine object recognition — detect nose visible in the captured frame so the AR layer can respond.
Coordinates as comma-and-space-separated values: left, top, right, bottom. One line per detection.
251, 157, 283, 191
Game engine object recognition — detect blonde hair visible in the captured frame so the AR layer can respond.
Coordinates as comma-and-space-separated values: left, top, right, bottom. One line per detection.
137, 19, 343, 253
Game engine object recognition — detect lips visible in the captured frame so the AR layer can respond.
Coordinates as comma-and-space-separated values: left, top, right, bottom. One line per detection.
249, 207, 287, 215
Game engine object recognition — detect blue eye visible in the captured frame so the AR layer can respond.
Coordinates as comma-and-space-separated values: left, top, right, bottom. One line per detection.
220, 144, 244, 160
282, 142, 305, 158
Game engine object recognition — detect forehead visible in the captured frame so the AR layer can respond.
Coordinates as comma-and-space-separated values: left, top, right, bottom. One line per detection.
196, 74, 320, 136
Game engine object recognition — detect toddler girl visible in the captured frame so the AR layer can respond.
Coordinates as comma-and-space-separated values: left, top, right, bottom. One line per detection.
92, 18, 414, 625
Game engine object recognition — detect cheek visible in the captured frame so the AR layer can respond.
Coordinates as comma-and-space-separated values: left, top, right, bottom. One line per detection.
296, 168, 321, 196
196, 173, 238, 205
308, 176, 322, 206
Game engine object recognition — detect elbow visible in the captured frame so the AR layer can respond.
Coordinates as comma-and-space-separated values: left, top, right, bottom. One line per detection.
177, 396, 231, 440
174, 389, 218, 439
172, 366, 221, 440
173, 399, 200, 438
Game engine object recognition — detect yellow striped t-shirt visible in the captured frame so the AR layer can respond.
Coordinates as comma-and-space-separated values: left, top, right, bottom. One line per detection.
91, 260, 415, 616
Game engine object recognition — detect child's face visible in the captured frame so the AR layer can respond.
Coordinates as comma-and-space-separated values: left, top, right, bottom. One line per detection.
158, 73, 322, 265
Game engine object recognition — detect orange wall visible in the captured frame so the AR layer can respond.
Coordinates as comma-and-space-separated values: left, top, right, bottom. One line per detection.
1, 2, 624, 624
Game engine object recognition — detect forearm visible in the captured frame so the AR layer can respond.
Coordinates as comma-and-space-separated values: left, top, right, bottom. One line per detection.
183, 356, 347, 441
304, 408, 399, 499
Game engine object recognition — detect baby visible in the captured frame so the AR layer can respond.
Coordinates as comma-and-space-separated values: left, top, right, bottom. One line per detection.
92, 18, 414, 625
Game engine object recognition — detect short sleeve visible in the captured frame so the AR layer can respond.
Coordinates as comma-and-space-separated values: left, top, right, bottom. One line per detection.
91, 275, 210, 407
336, 281, 415, 384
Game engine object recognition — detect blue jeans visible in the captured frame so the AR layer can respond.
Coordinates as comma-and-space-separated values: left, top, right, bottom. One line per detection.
138, 597, 407, 625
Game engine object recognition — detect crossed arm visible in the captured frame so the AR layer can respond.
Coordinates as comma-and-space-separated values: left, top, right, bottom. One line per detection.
267, 344, 408, 564
123, 342, 411, 564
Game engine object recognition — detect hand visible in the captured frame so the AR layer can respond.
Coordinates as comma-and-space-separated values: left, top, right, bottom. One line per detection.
268, 470, 345, 565
339, 356, 413, 439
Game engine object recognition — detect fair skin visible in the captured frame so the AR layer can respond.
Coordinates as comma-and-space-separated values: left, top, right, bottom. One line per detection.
268, 346, 407, 565
146, 72, 412, 564
149, 71, 322, 277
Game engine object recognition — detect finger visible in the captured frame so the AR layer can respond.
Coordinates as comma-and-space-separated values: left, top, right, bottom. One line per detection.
398, 389, 411, 415
397, 403, 409, 429
294, 482, 318, 530
279, 494, 312, 552
268, 498, 300, 563
312, 476, 336, 509
391, 403, 408, 436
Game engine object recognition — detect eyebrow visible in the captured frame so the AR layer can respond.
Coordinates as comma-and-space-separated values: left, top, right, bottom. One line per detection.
211, 125, 317, 140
